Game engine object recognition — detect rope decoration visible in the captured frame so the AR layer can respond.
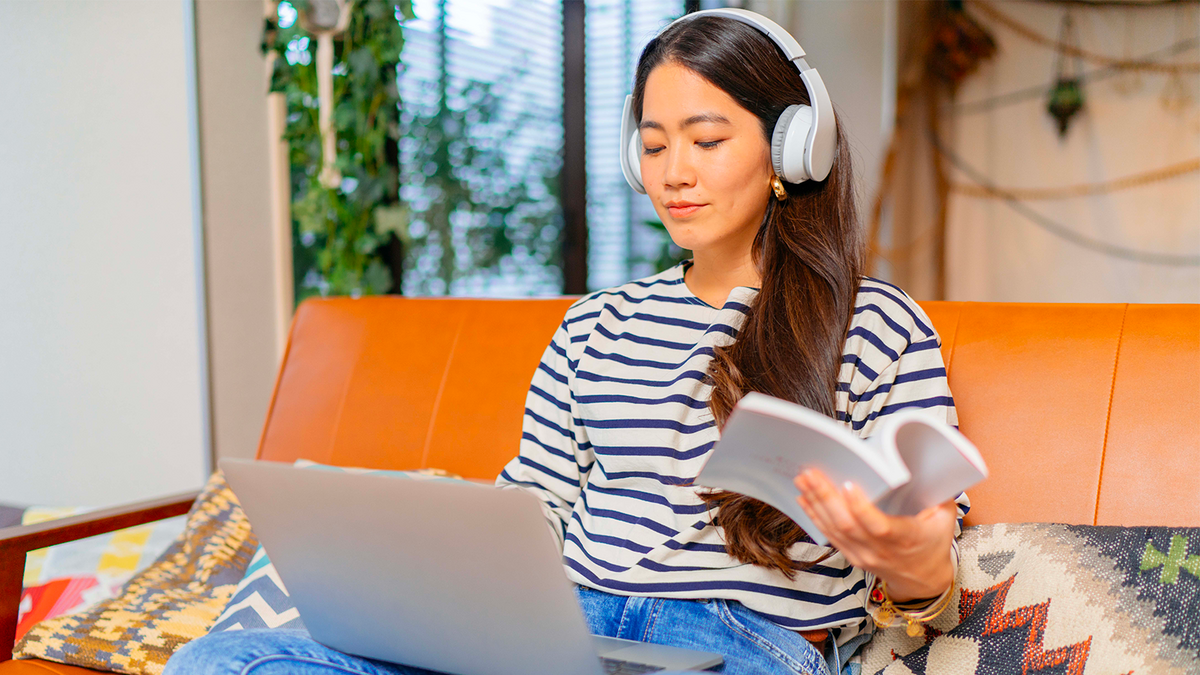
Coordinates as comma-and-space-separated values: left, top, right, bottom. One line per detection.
867, 2, 1200, 278
300, 0, 356, 189
951, 36, 1198, 116
951, 157, 1200, 199
932, 132, 1200, 267
969, 0, 1200, 73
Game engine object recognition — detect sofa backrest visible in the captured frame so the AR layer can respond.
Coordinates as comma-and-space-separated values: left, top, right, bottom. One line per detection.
258, 298, 1199, 528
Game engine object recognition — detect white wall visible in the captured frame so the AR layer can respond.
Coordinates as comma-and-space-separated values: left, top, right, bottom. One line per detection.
946, 2, 1200, 303
0, 0, 210, 507
194, 0, 286, 463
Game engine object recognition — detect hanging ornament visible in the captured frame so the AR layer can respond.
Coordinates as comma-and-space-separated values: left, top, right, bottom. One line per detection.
1047, 12, 1085, 138
300, 0, 355, 189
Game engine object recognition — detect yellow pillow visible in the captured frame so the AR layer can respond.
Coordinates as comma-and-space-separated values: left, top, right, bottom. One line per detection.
14, 471, 257, 675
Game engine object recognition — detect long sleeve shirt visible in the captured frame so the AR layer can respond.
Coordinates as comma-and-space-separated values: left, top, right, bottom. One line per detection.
496, 260, 969, 647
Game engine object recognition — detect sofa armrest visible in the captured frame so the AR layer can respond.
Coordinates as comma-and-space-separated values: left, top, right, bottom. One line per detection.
0, 491, 198, 661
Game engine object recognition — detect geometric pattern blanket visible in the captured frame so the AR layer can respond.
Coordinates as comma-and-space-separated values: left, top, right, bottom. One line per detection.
13, 471, 258, 675
860, 523, 1200, 675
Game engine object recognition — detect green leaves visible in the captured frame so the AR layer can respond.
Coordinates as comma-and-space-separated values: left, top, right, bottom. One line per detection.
374, 203, 410, 243
269, 0, 561, 299
363, 259, 393, 294
265, 0, 413, 301
347, 47, 377, 79
399, 54, 563, 294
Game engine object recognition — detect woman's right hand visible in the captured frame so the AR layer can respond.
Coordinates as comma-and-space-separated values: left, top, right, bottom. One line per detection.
794, 468, 955, 603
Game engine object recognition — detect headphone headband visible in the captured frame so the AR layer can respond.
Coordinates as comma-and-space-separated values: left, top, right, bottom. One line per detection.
675, 8, 806, 65
619, 8, 837, 194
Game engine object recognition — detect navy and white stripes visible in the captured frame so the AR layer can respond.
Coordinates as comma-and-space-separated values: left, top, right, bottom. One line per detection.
497, 260, 967, 647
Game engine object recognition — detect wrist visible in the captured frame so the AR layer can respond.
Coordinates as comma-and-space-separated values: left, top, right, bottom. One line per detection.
883, 573, 951, 604
869, 573, 956, 636
877, 550, 955, 603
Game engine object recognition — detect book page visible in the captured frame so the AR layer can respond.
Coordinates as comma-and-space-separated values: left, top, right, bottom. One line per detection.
872, 413, 988, 516
695, 394, 910, 546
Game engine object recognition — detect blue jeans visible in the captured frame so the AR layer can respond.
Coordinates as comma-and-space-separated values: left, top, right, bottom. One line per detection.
167, 586, 832, 675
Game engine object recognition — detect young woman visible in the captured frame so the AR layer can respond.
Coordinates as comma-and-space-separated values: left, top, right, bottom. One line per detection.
167, 10, 964, 675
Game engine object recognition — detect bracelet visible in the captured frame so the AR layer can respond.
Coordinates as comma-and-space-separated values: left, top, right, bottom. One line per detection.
869, 579, 955, 636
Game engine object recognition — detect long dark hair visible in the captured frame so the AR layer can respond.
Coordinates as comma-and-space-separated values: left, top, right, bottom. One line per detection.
632, 16, 865, 578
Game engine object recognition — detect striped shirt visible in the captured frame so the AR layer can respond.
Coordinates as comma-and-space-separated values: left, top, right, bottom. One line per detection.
496, 259, 968, 647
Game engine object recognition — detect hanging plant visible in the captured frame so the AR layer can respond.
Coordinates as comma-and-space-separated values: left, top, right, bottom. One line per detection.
263, 0, 414, 301
1047, 12, 1085, 138
927, 0, 996, 90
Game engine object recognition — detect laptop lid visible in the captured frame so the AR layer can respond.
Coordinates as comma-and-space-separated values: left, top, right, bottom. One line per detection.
221, 459, 605, 675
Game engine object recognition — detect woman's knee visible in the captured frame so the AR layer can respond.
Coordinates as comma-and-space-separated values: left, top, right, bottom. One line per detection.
165, 629, 315, 675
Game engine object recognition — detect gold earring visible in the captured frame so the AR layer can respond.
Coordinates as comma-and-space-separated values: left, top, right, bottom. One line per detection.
770, 175, 788, 201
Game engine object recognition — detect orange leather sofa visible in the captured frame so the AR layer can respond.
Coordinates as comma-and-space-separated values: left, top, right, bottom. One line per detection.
3, 298, 1197, 674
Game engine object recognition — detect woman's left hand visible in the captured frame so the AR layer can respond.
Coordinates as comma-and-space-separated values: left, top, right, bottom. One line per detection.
794, 469, 955, 603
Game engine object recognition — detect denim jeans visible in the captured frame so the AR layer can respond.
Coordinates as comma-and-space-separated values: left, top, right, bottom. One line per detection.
166, 586, 832, 675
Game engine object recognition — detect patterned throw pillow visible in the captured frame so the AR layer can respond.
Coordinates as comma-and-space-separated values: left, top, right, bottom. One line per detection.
206, 460, 469, 635
13, 471, 258, 675
206, 545, 304, 633
861, 523, 1200, 675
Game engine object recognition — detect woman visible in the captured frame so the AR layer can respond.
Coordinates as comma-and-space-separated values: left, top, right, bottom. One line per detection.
168, 10, 963, 675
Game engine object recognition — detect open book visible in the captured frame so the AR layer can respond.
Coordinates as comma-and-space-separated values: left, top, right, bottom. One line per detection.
695, 392, 988, 546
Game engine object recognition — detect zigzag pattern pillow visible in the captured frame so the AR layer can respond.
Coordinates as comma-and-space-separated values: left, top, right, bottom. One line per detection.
207, 545, 303, 632
208, 460, 470, 634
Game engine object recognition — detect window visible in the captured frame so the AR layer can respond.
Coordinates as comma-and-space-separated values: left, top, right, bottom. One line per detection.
398, 0, 564, 296
584, 0, 685, 291
391, 0, 704, 296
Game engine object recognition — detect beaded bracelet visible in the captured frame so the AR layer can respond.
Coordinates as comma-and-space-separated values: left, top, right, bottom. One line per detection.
869, 579, 955, 636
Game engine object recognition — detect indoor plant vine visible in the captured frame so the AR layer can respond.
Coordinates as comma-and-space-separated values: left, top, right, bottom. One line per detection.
263, 0, 414, 300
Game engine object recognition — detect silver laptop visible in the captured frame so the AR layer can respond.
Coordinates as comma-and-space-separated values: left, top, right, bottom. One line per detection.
220, 459, 723, 675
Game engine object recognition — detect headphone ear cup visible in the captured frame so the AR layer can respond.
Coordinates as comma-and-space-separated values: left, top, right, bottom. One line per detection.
626, 133, 644, 194
619, 95, 646, 194
771, 104, 814, 184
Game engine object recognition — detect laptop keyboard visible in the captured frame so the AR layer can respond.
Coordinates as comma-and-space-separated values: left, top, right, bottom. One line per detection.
601, 657, 663, 674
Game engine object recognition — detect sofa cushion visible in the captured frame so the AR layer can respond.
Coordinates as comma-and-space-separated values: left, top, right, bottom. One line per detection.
860, 523, 1200, 674
258, 298, 576, 480
12, 472, 256, 675
0, 662, 107, 674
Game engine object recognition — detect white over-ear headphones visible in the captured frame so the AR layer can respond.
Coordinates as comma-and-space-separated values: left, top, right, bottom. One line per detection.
619, 8, 837, 195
